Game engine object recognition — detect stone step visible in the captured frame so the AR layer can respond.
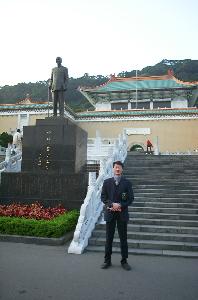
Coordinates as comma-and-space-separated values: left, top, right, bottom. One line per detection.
132, 201, 198, 209
129, 224, 198, 235
124, 160, 198, 170
134, 193, 198, 199
134, 190, 198, 195
96, 223, 198, 234
91, 229, 198, 243
129, 179, 198, 184
134, 188, 198, 193
125, 161, 198, 165
134, 197, 198, 203
85, 245, 198, 258
125, 165, 198, 168
126, 155, 198, 159
130, 218, 198, 227
125, 155, 198, 160
88, 237, 198, 251
130, 179, 198, 184
125, 162, 198, 165
130, 212, 198, 221
133, 183, 198, 191
131, 207, 198, 214
126, 176, 198, 180
125, 164, 198, 167
86, 155, 198, 257
133, 184, 198, 189
125, 170, 198, 175
126, 172, 198, 176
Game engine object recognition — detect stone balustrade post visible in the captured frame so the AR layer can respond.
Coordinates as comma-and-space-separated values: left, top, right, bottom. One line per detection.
68, 130, 128, 254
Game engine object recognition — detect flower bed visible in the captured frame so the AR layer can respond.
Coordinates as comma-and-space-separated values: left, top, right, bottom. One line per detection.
0, 202, 67, 220
0, 203, 79, 238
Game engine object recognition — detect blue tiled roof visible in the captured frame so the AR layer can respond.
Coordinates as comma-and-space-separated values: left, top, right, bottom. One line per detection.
0, 103, 52, 110
77, 108, 198, 118
91, 78, 197, 93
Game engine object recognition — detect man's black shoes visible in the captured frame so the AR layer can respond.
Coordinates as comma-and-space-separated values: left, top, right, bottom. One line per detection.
121, 261, 131, 271
101, 261, 112, 269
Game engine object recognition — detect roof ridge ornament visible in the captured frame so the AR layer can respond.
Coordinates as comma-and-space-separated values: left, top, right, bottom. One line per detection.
167, 69, 174, 77
110, 73, 116, 81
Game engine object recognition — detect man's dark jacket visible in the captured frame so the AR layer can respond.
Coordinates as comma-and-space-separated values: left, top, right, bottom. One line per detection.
101, 177, 134, 222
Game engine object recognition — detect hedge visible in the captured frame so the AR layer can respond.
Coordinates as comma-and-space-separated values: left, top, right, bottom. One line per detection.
0, 210, 79, 238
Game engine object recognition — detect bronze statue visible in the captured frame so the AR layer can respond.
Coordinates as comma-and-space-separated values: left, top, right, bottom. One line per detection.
49, 57, 69, 117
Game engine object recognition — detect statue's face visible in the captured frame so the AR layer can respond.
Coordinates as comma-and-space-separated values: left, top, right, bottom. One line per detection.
56, 57, 62, 64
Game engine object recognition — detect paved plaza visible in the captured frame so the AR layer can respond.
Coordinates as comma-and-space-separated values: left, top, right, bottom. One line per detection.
0, 241, 198, 300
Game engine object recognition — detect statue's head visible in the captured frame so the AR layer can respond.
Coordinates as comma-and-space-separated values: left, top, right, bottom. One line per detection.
56, 57, 62, 64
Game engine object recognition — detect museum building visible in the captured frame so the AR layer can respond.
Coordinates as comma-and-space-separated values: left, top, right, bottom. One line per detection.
0, 71, 198, 153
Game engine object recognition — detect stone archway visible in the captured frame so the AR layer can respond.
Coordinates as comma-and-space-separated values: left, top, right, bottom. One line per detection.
129, 143, 145, 152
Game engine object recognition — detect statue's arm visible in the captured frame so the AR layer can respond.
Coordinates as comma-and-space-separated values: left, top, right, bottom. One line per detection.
64, 68, 69, 83
49, 70, 53, 89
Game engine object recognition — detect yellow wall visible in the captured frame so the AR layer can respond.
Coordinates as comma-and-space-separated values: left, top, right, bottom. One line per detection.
29, 114, 46, 125
0, 113, 198, 152
77, 119, 198, 152
0, 115, 18, 133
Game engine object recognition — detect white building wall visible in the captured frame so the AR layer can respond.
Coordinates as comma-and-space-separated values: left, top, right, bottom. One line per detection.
95, 102, 111, 111
171, 97, 188, 109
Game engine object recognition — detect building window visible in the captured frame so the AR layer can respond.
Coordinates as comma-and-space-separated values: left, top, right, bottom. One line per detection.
111, 103, 128, 110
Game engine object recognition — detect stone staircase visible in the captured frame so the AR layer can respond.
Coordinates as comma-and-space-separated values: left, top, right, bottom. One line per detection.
86, 154, 198, 257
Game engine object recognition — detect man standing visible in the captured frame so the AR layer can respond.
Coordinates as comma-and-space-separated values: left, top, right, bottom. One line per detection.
146, 139, 153, 153
101, 161, 134, 270
49, 57, 69, 117
13, 129, 23, 151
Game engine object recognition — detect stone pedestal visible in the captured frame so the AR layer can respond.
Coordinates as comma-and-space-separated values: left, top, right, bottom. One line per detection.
0, 117, 88, 209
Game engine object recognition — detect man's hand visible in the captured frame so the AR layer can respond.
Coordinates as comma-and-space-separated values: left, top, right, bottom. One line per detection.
108, 203, 121, 212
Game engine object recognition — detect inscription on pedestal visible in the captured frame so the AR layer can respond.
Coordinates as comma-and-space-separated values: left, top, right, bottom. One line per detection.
0, 117, 88, 209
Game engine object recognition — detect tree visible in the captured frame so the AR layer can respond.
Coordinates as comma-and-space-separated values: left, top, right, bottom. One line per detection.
0, 132, 13, 147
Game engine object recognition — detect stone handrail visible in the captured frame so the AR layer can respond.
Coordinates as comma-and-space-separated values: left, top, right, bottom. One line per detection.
0, 148, 22, 183
87, 144, 115, 160
161, 151, 198, 155
68, 131, 128, 254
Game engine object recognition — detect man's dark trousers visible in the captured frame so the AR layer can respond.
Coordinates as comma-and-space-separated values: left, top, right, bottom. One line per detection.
105, 212, 128, 263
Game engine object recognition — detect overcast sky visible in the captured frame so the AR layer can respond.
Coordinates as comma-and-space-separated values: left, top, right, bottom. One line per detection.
0, 0, 198, 86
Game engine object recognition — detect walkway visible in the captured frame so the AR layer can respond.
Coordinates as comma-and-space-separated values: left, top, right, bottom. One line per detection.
0, 241, 197, 300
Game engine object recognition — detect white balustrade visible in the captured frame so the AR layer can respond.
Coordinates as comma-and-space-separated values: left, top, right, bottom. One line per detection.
0, 148, 22, 183
68, 130, 128, 254
160, 151, 198, 155
87, 136, 116, 161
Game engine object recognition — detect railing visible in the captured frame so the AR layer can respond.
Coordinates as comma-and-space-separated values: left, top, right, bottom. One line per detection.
0, 148, 22, 183
161, 150, 198, 155
0, 146, 6, 156
87, 138, 115, 161
87, 144, 115, 160
68, 131, 128, 254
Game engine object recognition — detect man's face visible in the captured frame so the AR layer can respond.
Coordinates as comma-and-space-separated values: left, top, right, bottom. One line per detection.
113, 163, 123, 176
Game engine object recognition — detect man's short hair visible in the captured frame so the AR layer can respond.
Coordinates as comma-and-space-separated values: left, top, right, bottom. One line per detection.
17, 129, 20, 133
113, 161, 124, 168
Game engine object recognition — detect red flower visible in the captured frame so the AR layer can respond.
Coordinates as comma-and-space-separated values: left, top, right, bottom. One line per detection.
0, 202, 67, 220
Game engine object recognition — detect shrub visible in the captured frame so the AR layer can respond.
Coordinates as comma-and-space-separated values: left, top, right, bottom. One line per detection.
0, 132, 13, 148
0, 210, 79, 238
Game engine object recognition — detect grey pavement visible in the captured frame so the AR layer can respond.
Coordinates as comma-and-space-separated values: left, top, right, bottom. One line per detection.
0, 241, 198, 300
